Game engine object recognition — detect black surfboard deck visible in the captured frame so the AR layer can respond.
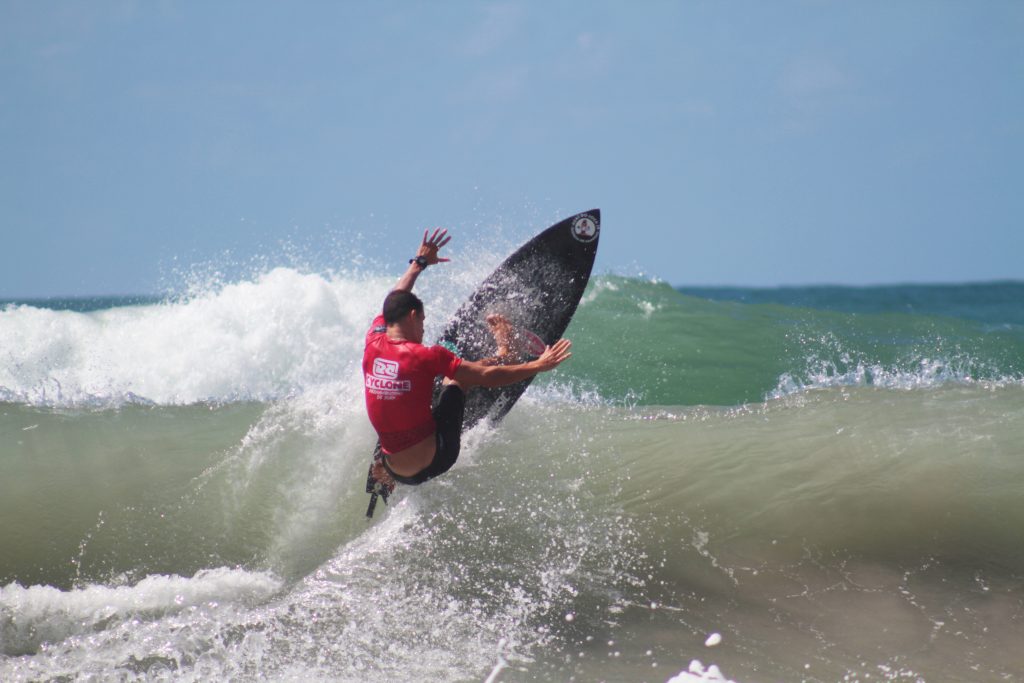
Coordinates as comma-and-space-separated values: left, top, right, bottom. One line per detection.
438, 209, 601, 429
365, 209, 600, 516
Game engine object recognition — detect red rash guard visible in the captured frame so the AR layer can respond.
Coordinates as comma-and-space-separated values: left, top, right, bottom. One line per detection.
363, 315, 462, 453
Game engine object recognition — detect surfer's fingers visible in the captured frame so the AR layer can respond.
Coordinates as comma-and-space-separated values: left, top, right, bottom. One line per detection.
551, 338, 572, 353
539, 340, 572, 367
550, 343, 571, 357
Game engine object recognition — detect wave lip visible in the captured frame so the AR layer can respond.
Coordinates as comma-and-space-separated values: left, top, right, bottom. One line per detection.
0, 268, 377, 408
0, 568, 281, 656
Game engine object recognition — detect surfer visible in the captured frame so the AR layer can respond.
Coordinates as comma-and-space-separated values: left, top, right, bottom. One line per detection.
363, 228, 572, 498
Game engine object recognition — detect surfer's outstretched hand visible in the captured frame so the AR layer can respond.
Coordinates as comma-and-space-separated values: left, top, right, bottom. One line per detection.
535, 339, 572, 372
417, 228, 452, 265
393, 228, 451, 293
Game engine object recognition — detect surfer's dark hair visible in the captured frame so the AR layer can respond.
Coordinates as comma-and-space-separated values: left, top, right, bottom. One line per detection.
382, 290, 424, 324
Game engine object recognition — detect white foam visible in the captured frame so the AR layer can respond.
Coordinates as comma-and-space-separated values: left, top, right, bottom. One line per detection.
0, 268, 384, 406
666, 659, 738, 683
579, 277, 620, 305
0, 242, 522, 408
0, 567, 281, 656
769, 355, 1023, 400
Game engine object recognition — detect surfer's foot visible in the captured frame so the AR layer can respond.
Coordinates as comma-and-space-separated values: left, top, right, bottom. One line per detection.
486, 313, 514, 358
485, 313, 527, 362
371, 461, 395, 491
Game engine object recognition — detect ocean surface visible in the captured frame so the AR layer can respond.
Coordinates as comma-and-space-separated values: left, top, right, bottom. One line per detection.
2, 261, 1023, 682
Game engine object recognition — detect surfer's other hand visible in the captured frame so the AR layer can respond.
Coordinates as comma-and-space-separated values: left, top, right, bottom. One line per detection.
536, 339, 572, 371
419, 227, 452, 265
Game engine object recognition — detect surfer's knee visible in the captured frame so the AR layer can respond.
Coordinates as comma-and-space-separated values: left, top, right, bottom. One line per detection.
443, 376, 469, 390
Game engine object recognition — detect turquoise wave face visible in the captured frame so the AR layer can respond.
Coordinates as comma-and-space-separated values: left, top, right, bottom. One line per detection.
680, 281, 1024, 327
558, 277, 1024, 406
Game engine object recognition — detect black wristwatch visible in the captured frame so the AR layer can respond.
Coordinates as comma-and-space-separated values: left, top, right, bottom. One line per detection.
409, 255, 429, 269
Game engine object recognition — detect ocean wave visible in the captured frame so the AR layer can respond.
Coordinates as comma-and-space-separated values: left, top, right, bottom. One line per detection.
571, 276, 1024, 406
3, 383, 1023, 680
0, 268, 378, 407
0, 568, 282, 657
3, 273, 1023, 409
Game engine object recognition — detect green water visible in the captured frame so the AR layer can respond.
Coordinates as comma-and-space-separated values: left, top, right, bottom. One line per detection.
562, 278, 1024, 407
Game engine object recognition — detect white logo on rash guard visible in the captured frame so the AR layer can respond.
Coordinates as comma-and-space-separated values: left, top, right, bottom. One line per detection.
373, 358, 399, 379
367, 358, 411, 398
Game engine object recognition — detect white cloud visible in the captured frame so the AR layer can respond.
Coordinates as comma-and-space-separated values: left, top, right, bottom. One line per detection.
462, 2, 525, 57
467, 64, 531, 102
554, 30, 611, 80
781, 58, 848, 97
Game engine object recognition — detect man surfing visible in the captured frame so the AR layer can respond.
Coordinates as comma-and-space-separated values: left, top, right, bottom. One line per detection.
363, 228, 572, 515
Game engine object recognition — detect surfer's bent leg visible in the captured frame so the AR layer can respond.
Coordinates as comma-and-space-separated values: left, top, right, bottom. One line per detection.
419, 384, 466, 481
378, 384, 466, 486
380, 454, 423, 486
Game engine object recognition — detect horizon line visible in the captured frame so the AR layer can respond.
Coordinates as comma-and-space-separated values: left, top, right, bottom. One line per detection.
3, 278, 1024, 303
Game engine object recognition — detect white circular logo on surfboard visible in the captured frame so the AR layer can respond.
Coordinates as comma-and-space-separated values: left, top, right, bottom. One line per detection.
571, 215, 599, 243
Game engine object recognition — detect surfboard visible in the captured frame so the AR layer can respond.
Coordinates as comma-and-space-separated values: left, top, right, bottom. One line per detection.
365, 209, 601, 516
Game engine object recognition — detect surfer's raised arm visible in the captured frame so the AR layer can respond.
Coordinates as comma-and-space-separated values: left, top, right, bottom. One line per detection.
392, 228, 451, 293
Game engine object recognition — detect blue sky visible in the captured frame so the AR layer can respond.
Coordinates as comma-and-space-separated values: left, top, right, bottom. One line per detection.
2, 1, 1022, 297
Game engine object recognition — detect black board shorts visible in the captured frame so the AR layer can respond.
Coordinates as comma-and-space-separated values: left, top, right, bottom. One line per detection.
382, 385, 465, 485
